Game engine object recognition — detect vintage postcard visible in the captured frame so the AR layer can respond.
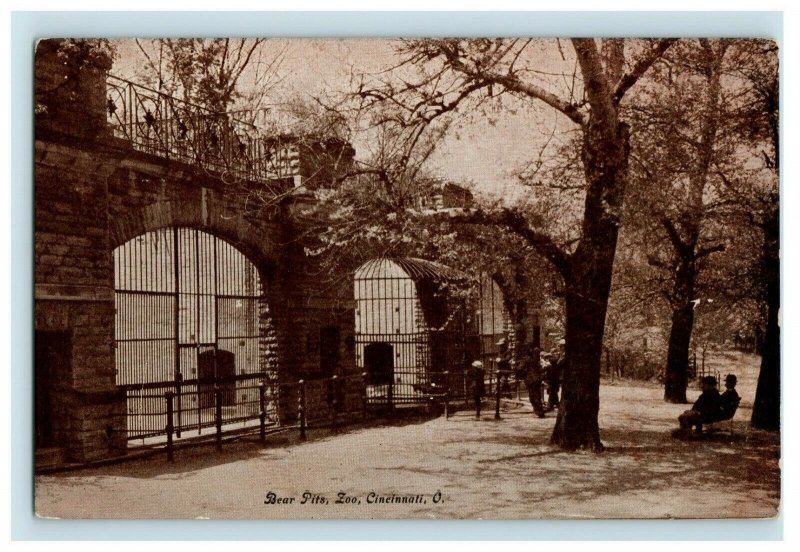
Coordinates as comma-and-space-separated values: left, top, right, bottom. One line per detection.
33, 37, 780, 519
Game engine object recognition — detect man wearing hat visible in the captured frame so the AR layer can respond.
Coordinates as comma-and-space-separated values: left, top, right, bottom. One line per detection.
678, 375, 721, 434
716, 374, 740, 421
472, 360, 486, 418
495, 338, 512, 398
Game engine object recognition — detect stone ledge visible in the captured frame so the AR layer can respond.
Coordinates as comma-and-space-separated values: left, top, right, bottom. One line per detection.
35, 283, 114, 302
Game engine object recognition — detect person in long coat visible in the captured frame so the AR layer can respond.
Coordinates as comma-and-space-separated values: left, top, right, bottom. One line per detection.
546, 345, 563, 411
678, 376, 721, 434
523, 344, 546, 418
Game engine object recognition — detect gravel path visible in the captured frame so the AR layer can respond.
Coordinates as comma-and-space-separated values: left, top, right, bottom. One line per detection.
35, 352, 780, 519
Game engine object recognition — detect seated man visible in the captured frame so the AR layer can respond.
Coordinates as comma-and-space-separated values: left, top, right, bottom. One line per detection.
678, 376, 721, 434
715, 374, 741, 422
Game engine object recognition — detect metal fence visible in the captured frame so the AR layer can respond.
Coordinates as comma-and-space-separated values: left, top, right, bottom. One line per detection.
117, 363, 526, 462
106, 74, 299, 185
121, 372, 277, 443
121, 372, 379, 459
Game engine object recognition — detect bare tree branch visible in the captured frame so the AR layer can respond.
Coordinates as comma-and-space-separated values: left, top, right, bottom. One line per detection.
613, 38, 677, 104
432, 207, 571, 276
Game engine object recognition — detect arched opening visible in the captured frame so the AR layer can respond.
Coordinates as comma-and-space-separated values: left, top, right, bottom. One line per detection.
476, 275, 511, 369
113, 227, 277, 440
354, 257, 478, 405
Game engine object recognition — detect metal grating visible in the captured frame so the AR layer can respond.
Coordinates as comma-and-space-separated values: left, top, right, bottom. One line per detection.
354, 258, 480, 405
113, 227, 277, 440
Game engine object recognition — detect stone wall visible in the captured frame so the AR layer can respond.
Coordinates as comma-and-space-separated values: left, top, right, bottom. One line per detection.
35, 142, 126, 462
34, 39, 357, 464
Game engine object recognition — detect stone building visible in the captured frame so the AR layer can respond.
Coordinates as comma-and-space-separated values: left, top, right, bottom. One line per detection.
34, 40, 357, 465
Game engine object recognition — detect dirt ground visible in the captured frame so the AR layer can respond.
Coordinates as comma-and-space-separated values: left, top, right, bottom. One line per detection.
35, 351, 780, 520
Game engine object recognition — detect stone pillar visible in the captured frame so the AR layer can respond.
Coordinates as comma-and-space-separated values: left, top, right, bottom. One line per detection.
35, 38, 111, 141
35, 141, 126, 463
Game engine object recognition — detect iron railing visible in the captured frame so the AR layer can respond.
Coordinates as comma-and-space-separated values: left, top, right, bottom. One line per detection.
105, 75, 299, 184
121, 371, 378, 460
119, 366, 522, 461
120, 372, 278, 442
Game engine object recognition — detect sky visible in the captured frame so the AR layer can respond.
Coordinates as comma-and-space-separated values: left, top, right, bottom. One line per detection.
111, 38, 577, 203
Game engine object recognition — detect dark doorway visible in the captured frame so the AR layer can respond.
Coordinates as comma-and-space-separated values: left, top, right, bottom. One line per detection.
364, 342, 394, 386
198, 349, 236, 407
320, 327, 341, 377
532, 325, 541, 349
35, 330, 70, 449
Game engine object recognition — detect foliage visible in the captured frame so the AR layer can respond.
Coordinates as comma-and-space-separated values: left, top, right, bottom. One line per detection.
132, 38, 287, 115
608, 39, 778, 400
35, 39, 117, 112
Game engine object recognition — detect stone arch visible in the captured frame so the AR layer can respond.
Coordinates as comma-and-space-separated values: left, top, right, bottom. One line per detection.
108, 195, 281, 274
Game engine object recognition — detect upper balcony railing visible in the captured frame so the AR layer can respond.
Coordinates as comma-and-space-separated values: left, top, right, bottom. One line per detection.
105, 75, 299, 184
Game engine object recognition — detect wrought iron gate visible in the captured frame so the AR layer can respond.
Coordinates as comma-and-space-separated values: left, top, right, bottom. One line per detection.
354, 258, 476, 406
114, 227, 277, 441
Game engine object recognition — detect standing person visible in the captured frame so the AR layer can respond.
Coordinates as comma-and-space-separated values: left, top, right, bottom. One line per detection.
524, 344, 546, 418
678, 376, 721, 434
495, 338, 512, 398
472, 360, 486, 419
546, 339, 565, 411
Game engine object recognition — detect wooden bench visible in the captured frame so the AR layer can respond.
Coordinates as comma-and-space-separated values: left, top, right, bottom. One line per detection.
706, 395, 741, 435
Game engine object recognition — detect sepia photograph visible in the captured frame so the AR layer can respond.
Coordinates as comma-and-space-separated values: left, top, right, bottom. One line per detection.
32, 35, 780, 520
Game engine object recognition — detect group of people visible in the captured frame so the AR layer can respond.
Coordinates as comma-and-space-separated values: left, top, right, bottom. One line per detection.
470, 337, 563, 418
471, 337, 741, 435
677, 374, 741, 435
519, 339, 564, 418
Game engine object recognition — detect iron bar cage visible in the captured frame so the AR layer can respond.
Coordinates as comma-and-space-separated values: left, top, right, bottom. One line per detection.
354, 258, 511, 406
113, 227, 278, 443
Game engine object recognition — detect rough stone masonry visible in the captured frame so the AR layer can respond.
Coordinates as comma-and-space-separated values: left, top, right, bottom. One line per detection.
34, 39, 358, 464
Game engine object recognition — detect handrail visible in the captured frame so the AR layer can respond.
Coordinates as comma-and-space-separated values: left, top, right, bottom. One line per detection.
106, 74, 264, 128
117, 370, 372, 393
105, 74, 299, 185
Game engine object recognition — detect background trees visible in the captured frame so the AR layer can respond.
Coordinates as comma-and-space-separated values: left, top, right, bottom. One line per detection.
131, 38, 287, 116
608, 39, 779, 409
340, 38, 675, 450
626, 40, 735, 402
122, 37, 778, 439
724, 40, 780, 430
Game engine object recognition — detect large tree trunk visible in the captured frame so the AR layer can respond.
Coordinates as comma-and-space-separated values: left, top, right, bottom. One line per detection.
664, 306, 694, 403
752, 205, 779, 430
550, 121, 628, 452
664, 306, 694, 402
664, 258, 696, 403
551, 280, 610, 451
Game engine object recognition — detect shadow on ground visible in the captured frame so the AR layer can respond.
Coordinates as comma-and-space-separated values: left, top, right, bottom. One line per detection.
46, 414, 438, 479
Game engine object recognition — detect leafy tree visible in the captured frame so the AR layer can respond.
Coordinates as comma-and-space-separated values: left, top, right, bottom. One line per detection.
132, 38, 287, 115
721, 40, 779, 430
607, 39, 778, 410
35, 39, 117, 137
346, 38, 675, 450
625, 40, 738, 402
